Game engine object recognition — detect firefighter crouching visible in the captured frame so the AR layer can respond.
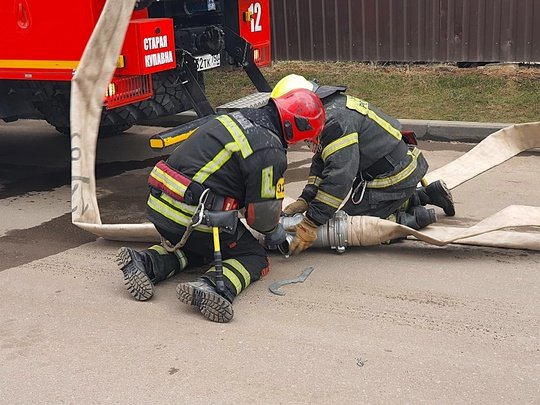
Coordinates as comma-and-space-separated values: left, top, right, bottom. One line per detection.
116, 88, 325, 323
271, 75, 455, 256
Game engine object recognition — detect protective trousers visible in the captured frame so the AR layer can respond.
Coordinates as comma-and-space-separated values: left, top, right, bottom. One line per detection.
155, 221, 269, 302
341, 152, 429, 219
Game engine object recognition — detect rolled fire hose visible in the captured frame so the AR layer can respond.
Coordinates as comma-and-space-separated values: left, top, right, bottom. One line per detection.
71, 0, 540, 251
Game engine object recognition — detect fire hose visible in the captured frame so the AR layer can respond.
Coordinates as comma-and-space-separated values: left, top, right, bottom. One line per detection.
70, 0, 540, 251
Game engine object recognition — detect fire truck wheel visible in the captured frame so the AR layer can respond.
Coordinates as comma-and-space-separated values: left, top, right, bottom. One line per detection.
42, 104, 135, 137
36, 67, 203, 136
131, 68, 203, 120
36, 86, 137, 137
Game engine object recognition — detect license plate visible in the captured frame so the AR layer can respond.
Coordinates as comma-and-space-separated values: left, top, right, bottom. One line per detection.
195, 54, 220, 71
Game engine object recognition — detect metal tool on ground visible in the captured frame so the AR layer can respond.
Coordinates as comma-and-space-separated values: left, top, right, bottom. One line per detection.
269, 266, 314, 296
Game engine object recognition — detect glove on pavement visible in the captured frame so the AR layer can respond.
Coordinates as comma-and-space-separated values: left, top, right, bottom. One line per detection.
282, 198, 309, 216
289, 217, 318, 255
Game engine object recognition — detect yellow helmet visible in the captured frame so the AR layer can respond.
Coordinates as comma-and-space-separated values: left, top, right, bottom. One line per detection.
270, 74, 315, 98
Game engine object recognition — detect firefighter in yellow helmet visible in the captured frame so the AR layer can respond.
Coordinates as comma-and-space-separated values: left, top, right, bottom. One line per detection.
117, 88, 325, 323
271, 74, 455, 255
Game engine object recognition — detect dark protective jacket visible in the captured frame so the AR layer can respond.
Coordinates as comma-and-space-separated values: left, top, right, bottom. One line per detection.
146, 108, 288, 237
300, 93, 427, 225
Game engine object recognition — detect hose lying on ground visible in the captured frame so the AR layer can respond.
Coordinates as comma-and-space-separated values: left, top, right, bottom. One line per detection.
70, 0, 540, 251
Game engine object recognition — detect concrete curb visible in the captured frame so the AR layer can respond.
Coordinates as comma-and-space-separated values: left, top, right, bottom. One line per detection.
399, 119, 513, 143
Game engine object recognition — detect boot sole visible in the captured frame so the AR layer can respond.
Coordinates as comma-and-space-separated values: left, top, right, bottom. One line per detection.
176, 283, 234, 323
116, 247, 154, 301
432, 181, 455, 216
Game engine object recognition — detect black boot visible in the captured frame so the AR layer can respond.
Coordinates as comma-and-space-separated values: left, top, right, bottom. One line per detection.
397, 206, 437, 230
116, 247, 156, 301
414, 180, 455, 216
176, 279, 234, 323
116, 245, 187, 301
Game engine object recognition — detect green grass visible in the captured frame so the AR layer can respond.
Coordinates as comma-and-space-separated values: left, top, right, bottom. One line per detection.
205, 61, 540, 123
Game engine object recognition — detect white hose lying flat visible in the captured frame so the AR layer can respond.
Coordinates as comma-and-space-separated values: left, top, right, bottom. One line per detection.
70, 0, 540, 251
425, 121, 540, 189
346, 206, 540, 251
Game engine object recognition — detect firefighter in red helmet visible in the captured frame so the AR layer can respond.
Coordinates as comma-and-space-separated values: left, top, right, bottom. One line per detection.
116, 88, 325, 323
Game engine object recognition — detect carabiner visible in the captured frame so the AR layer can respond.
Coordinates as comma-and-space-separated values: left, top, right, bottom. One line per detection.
351, 178, 368, 205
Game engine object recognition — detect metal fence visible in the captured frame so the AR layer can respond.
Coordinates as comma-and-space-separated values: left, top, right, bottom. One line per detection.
270, 0, 540, 63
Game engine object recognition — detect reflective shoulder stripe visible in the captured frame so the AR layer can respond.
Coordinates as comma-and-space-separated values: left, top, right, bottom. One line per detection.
314, 189, 343, 209
346, 95, 369, 114
192, 115, 254, 185
307, 176, 322, 187
321, 132, 358, 161
147, 194, 212, 233
192, 144, 236, 184
367, 147, 422, 188
346, 95, 402, 140
217, 115, 253, 158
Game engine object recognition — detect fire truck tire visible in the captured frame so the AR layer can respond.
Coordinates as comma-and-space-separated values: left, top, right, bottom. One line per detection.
36, 89, 136, 137
37, 67, 202, 136
131, 68, 203, 120
42, 105, 136, 137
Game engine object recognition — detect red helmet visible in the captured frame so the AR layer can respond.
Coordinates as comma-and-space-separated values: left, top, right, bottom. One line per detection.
272, 88, 325, 145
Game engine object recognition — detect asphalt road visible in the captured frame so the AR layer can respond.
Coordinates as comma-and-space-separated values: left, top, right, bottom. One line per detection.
0, 120, 539, 404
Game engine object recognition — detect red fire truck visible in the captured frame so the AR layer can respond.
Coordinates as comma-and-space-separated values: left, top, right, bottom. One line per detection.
0, 0, 272, 135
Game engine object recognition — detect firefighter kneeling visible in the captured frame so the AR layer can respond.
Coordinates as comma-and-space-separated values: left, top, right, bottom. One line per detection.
271, 74, 455, 256
116, 88, 325, 323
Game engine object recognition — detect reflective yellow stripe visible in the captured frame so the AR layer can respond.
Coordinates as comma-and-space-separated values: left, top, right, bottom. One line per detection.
261, 166, 276, 198
314, 189, 343, 209
160, 194, 197, 215
147, 195, 212, 233
346, 96, 402, 140
174, 250, 189, 270
149, 245, 168, 255
307, 176, 322, 187
0, 59, 79, 69
0, 56, 124, 70
192, 116, 253, 184
224, 259, 251, 287
192, 143, 237, 184
217, 115, 253, 158
207, 267, 242, 295
321, 132, 358, 161
367, 148, 422, 189
149, 165, 187, 198
212, 227, 220, 252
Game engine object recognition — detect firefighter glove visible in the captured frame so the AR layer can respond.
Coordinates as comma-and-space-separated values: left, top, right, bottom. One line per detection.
264, 224, 287, 249
289, 217, 318, 255
282, 198, 309, 216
